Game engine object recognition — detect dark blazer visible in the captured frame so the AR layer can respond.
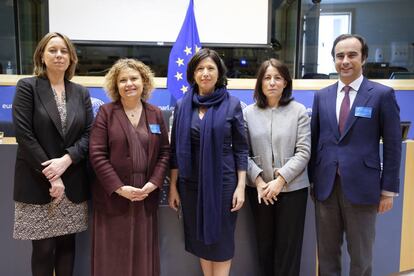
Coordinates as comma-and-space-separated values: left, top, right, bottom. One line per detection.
309, 77, 401, 204
89, 101, 170, 215
12, 76, 93, 204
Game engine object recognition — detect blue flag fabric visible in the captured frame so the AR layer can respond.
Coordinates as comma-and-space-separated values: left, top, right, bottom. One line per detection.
167, 0, 201, 100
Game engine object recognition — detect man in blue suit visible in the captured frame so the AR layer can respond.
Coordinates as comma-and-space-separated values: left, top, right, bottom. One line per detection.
309, 34, 401, 276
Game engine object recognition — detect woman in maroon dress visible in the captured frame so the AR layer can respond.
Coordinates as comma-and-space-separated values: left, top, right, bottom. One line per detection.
89, 58, 170, 276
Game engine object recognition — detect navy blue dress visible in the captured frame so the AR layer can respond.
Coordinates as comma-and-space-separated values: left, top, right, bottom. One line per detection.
172, 96, 248, 261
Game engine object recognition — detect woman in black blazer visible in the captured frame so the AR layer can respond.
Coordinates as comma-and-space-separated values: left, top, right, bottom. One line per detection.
12, 32, 93, 276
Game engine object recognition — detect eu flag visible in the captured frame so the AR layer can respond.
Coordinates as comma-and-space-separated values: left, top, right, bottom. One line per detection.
167, 0, 201, 100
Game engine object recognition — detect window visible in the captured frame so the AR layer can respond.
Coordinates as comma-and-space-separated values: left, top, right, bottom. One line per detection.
317, 12, 352, 74
298, 0, 414, 79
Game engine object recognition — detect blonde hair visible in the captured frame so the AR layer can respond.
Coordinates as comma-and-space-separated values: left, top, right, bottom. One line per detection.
104, 58, 155, 102
33, 32, 78, 80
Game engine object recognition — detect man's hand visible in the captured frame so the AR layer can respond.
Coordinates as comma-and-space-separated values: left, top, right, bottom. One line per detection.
378, 195, 393, 214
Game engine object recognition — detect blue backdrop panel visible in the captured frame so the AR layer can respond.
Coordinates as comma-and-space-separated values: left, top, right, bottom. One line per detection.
1, 85, 413, 139
0, 86, 14, 121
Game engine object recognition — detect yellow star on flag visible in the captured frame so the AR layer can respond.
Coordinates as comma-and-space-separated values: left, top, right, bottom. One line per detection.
176, 58, 184, 67
174, 72, 183, 81
180, 85, 189, 93
184, 46, 192, 55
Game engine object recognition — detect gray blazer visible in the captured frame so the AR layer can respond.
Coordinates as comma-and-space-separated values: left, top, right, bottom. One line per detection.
243, 101, 311, 192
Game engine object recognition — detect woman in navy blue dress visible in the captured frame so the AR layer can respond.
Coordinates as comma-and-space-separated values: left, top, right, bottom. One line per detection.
168, 48, 248, 276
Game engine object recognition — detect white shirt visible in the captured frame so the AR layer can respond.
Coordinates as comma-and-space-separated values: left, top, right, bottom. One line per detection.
335, 74, 363, 122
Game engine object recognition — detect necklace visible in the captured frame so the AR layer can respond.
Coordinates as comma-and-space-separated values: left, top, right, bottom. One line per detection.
124, 105, 142, 118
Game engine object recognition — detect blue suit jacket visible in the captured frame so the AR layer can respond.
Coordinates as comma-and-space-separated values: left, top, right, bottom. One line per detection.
309, 77, 401, 204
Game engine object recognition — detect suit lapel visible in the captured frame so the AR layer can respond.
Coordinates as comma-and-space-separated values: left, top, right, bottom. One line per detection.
37, 77, 64, 138
113, 102, 133, 151
143, 102, 156, 173
340, 78, 373, 140
325, 83, 340, 140
64, 80, 76, 136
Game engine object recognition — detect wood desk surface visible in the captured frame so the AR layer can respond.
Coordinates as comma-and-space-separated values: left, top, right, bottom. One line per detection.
0, 137, 17, 144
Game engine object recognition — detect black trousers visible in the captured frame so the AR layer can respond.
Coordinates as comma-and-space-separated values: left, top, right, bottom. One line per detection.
247, 186, 308, 276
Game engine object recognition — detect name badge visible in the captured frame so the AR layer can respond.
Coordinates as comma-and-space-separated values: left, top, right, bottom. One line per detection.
149, 124, 161, 134
355, 106, 372, 118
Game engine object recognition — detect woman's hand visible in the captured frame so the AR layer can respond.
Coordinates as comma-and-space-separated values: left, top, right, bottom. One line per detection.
168, 185, 181, 211
263, 175, 286, 204
116, 186, 148, 202
255, 176, 268, 204
231, 170, 246, 212
231, 185, 245, 212
142, 182, 158, 194
42, 154, 72, 181
255, 175, 273, 205
168, 169, 181, 211
49, 177, 65, 199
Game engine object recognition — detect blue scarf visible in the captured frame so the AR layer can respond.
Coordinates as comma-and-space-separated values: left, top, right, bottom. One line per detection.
175, 87, 229, 244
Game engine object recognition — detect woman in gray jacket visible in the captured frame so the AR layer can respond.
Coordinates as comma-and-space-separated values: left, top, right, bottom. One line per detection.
243, 58, 311, 276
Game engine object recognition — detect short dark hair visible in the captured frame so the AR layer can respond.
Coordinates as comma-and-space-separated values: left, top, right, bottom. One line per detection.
186, 48, 228, 92
33, 32, 78, 80
254, 58, 293, 109
331, 34, 369, 62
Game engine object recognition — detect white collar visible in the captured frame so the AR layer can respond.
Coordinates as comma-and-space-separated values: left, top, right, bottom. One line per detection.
338, 74, 364, 93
